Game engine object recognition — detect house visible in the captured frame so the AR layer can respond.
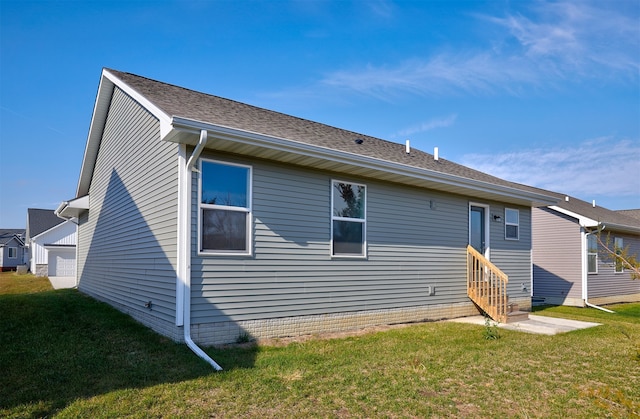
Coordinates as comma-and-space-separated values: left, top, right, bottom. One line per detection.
532, 193, 640, 307
0, 229, 26, 271
25, 208, 77, 279
57, 68, 557, 360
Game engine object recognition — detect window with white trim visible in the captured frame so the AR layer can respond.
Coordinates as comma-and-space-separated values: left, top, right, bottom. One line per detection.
505, 208, 519, 240
587, 234, 598, 274
614, 237, 624, 273
199, 159, 252, 255
331, 180, 366, 257
8, 247, 17, 258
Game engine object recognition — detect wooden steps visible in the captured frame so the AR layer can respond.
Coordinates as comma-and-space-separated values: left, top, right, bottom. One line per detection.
467, 245, 530, 324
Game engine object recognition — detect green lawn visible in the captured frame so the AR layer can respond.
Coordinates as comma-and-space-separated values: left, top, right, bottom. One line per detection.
1, 271, 639, 418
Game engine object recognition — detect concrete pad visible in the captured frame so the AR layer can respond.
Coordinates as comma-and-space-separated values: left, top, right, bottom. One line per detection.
449, 314, 601, 335
48, 276, 77, 290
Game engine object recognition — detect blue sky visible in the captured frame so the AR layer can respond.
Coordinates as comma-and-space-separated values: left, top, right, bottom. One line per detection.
1, 0, 638, 228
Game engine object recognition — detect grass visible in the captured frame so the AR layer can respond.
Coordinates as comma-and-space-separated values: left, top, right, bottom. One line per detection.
1, 271, 639, 418
0, 271, 53, 294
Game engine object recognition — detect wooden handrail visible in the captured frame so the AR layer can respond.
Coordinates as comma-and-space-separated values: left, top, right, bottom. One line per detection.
466, 245, 509, 323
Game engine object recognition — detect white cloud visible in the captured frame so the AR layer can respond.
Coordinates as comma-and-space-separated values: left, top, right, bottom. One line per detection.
459, 138, 640, 199
487, 1, 639, 74
321, 1, 639, 97
367, 0, 395, 19
393, 114, 457, 138
321, 53, 538, 98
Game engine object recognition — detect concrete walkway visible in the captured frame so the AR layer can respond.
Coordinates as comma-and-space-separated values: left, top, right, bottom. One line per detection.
48, 276, 77, 290
450, 314, 601, 335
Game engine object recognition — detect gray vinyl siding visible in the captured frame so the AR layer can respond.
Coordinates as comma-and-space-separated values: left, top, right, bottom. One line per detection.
77, 87, 179, 323
0, 238, 24, 269
190, 152, 532, 324
532, 207, 582, 300
490, 204, 533, 298
588, 232, 640, 298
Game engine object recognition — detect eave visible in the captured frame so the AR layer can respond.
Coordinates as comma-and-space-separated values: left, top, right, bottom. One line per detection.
549, 206, 640, 235
56, 195, 90, 219
168, 116, 558, 208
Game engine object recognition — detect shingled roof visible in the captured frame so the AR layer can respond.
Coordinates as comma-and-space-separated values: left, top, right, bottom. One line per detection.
516, 184, 640, 232
0, 229, 25, 246
617, 209, 640, 222
107, 69, 531, 190
26, 208, 64, 239
75, 68, 557, 207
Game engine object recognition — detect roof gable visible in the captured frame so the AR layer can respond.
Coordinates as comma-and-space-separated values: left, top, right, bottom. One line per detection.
0, 229, 25, 246
30, 218, 76, 245
27, 209, 65, 239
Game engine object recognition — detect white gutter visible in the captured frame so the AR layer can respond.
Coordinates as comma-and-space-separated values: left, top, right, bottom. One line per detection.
583, 228, 615, 314
177, 130, 223, 370
54, 204, 78, 224
55, 195, 89, 222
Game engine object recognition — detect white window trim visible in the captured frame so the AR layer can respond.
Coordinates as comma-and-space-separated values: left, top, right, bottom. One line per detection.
8, 247, 17, 259
614, 237, 624, 273
197, 158, 253, 257
331, 179, 367, 258
504, 208, 519, 241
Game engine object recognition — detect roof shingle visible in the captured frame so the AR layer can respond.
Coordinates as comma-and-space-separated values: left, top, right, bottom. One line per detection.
105, 68, 541, 192
27, 209, 64, 239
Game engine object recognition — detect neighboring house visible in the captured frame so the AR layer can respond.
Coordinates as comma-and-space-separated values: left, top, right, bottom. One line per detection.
532, 193, 640, 307
57, 68, 557, 354
0, 229, 26, 271
25, 208, 77, 278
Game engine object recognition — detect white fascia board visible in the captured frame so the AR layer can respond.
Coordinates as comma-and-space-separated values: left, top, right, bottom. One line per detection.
102, 69, 173, 135
76, 69, 172, 197
170, 117, 558, 206
30, 219, 75, 242
548, 206, 599, 228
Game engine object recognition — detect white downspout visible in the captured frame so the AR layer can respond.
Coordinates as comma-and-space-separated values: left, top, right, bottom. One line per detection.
583, 227, 615, 314
178, 130, 223, 370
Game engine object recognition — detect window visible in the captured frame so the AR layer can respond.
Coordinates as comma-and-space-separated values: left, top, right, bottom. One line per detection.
8, 247, 17, 259
587, 234, 598, 274
614, 237, 624, 273
505, 208, 519, 240
199, 159, 252, 254
331, 180, 366, 257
